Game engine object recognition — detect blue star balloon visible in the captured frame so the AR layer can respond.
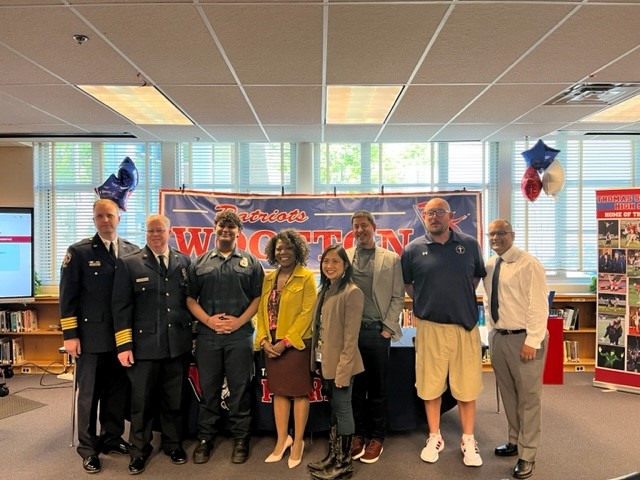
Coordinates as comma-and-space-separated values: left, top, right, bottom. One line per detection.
521, 139, 560, 172
94, 157, 139, 211
117, 156, 139, 191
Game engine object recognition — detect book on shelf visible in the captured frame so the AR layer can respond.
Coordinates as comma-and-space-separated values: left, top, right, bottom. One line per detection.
11, 337, 24, 363
563, 340, 580, 363
549, 308, 563, 318
0, 309, 38, 333
562, 307, 579, 330
0, 336, 24, 364
0, 337, 11, 365
401, 308, 414, 328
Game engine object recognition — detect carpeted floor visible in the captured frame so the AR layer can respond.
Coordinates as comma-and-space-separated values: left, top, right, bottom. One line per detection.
0, 394, 46, 420
3, 372, 640, 480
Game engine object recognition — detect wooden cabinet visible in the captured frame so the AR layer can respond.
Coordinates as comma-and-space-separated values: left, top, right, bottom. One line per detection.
402, 293, 597, 372
553, 293, 596, 372
1, 297, 67, 374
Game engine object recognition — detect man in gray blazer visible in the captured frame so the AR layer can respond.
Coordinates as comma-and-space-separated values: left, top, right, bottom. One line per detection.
346, 210, 405, 464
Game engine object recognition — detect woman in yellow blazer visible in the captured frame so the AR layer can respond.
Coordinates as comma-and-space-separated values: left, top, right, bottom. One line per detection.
255, 229, 317, 469
308, 244, 364, 480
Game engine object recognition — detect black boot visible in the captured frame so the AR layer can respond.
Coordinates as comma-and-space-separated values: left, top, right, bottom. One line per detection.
308, 425, 337, 472
310, 434, 353, 480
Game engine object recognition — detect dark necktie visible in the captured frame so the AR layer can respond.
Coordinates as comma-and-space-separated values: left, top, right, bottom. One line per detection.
491, 256, 503, 321
109, 241, 116, 259
159, 255, 167, 275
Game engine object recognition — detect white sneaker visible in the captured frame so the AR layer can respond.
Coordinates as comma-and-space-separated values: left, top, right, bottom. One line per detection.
461, 438, 483, 466
420, 434, 444, 463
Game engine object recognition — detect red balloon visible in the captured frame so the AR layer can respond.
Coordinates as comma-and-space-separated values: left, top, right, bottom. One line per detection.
521, 166, 542, 202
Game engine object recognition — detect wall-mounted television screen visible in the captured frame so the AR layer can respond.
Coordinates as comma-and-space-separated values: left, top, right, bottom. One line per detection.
0, 207, 35, 304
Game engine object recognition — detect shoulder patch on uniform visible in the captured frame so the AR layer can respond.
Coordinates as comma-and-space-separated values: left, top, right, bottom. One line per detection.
62, 251, 72, 268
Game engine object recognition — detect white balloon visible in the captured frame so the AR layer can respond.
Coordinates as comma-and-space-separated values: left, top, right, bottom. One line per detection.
542, 159, 565, 199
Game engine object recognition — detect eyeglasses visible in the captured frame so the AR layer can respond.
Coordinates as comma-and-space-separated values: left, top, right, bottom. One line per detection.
425, 209, 450, 217
146, 229, 166, 234
486, 230, 513, 238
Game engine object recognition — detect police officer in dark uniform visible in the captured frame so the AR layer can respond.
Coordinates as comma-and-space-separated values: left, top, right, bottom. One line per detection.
60, 198, 138, 474
113, 214, 193, 475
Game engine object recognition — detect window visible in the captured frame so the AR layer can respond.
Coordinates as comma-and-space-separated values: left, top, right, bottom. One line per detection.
315, 142, 492, 197
176, 142, 295, 194
34, 142, 161, 284
34, 139, 638, 286
512, 139, 639, 276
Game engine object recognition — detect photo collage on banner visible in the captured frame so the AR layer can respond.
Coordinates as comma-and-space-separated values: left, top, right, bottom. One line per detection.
596, 189, 640, 380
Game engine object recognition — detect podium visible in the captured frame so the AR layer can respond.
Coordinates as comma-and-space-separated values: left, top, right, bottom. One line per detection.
543, 316, 564, 385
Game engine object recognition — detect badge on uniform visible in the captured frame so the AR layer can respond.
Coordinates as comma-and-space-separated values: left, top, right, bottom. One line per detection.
88, 260, 101, 267
62, 251, 72, 268
240, 257, 249, 267
136, 277, 149, 283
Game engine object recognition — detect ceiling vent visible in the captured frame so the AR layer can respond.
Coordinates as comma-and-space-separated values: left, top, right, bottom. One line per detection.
547, 83, 640, 106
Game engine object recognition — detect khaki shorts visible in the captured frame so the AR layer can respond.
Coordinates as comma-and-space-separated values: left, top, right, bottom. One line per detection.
415, 319, 483, 402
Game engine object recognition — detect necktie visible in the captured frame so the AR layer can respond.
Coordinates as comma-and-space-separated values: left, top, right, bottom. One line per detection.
109, 241, 116, 259
159, 255, 167, 275
490, 256, 503, 321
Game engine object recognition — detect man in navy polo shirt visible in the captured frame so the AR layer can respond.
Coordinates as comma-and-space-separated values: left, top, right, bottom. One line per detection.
401, 197, 486, 468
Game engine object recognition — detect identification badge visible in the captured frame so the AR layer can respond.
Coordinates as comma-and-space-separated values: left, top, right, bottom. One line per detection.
88, 260, 101, 267
240, 257, 249, 267
315, 350, 322, 362
136, 277, 150, 283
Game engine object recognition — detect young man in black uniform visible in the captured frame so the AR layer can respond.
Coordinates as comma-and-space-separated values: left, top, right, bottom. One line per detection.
187, 210, 264, 465
113, 214, 193, 475
60, 198, 138, 474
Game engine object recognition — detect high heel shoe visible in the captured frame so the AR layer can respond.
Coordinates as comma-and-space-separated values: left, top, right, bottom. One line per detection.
288, 440, 304, 469
265, 435, 293, 463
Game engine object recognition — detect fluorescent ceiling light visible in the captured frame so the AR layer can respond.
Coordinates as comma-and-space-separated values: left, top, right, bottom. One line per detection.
326, 85, 402, 124
580, 94, 640, 123
77, 85, 193, 125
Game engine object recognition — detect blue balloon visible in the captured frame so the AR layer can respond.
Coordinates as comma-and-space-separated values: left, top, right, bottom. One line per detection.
117, 156, 139, 191
94, 157, 139, 211
521, 139, 560, 172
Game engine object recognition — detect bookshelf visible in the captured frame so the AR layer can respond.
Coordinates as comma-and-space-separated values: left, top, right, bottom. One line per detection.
553, 293, 596, 372
402, 293, 597, 372
0, 296, 67, 374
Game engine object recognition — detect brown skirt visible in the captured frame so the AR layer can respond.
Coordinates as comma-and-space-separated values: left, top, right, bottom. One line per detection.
264, 341, 312, 397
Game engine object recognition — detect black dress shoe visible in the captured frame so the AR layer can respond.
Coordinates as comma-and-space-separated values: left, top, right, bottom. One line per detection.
82, 454, 102, 474
128, 456, 147, 475
102, 439, 130, 455
166, 448, 187, 465
513, 459, 535, 479
495, 442, 518, 457
231, 438, 250, 464
192, 439, 214, 464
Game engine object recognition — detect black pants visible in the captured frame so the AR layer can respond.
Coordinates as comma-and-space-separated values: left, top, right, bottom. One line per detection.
195, 329, 254, 440
75, 351, 129, 458
126, 354, 189, 457
352, 326, 391, 441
